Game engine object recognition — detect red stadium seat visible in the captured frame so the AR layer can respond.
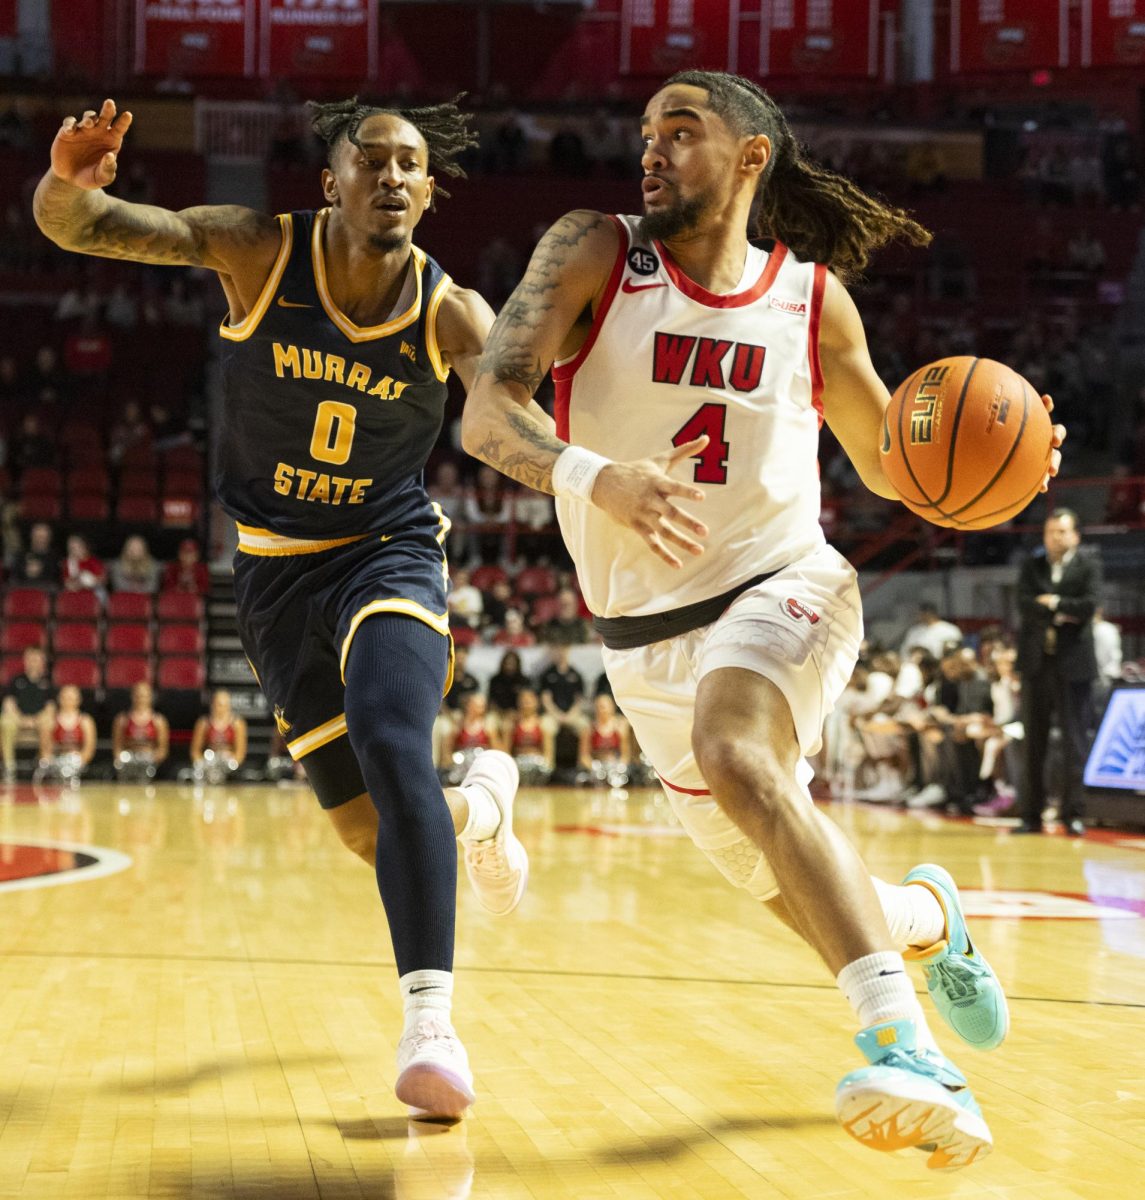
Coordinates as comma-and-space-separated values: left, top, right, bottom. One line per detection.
118, 467, 159, 498
120, 441, 156, 468
470, 565, 508, 591
515, 565, 557, 597
157, 657, 205, 690
528, 595, 562, 627
1, 654, 27, 687
107, 592, 153, 622
161, 445, 203, 472
53, 657, 100, 689
156, 593, 204, 623
105, 623, 152, 655
69, 467, 110, 494
116, 496, 159, 524
161, 469, 203, 498
156, 625, 205, 655
1, 622, 46, 653
68, 494, 110, 522
52, 623, 99, 655
104, 655, 153, 690
55, 591, 101, 621
3, 589, 51, 621
449, 624, 478, 648
20, 467, 61, 497
19, 494, 62, 522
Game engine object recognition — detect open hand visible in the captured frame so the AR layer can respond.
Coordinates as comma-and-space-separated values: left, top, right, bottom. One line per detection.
51, 98, 133, 191
591, 437, 710, 569
1040, 394, 1066, 493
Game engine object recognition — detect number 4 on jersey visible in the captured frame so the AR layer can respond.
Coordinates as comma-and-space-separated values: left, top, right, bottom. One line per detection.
672, 403, 729, 484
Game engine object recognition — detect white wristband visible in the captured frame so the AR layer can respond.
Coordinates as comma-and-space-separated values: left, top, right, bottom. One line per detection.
552, 445, 610, 503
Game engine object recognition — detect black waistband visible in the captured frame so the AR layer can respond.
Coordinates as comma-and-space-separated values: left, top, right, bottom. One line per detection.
592, 572, 776, 650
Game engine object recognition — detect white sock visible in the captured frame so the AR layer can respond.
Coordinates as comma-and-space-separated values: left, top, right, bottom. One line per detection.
400, 969, 453, 1033
837, 951, 940, 1054
447, 784, 501, 844
871, 877, 946, 950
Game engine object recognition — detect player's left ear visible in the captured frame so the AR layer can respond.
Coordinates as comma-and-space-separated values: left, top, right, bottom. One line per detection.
321, 166, 339, 206
742, 133, 770, 181
424, 174, 436, 213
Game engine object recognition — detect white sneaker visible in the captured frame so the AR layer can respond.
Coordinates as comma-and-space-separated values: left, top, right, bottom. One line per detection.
460, 750, 529, 916
906, 783, 947, 809
395, 1017, 476, 1120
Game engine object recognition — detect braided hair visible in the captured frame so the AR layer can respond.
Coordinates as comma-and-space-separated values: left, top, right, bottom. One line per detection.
307, 96, 477, 205
663, 70, 931, 281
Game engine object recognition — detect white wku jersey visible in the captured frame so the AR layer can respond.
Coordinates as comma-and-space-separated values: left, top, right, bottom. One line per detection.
553, 214, 827, 619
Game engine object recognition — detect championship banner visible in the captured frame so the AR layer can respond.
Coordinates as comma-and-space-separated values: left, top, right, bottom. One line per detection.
1082, 0, 1145, 67
757, 0, 880, 78
134, 0, 256, 77
259, 0, 377, 81
950, 0, 1069, 72
620, 0, 733, 75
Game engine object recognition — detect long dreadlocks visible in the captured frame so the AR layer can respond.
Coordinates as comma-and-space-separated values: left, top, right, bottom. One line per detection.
664, 70, 931, 281
307, 96, 478, 205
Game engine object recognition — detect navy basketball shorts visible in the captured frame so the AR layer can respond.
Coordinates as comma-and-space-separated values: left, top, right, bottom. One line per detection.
233, 512, 453, 809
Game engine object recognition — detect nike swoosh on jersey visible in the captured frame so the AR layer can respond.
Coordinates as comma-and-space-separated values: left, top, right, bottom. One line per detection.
277, 296, 312, 309
621, 279, 667, 294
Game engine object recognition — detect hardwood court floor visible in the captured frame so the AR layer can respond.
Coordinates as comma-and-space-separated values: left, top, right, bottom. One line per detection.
1, 780, 1144, 1199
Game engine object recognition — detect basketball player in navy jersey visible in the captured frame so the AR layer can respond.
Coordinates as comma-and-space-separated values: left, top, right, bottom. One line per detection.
462, 72, 1065, 1167
33, 96, 529, 1119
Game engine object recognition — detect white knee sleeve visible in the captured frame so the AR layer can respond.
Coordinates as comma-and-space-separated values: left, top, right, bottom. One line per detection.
665, 788, 779, 901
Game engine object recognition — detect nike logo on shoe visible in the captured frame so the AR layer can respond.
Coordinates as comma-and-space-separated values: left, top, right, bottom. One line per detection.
621, 280, 667, 294
277, 296, 311, 308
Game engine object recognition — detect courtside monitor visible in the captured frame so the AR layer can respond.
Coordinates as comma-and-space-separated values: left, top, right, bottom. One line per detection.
1084, 685, 1145, 794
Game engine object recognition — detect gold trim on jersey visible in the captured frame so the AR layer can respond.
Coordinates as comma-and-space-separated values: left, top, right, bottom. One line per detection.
311, 208, 424, 342
286, 712, 349, 760
339, 599, 451, 682
219, 214, 294, 343
424, 274, 453, 382
235, 522, 369, 556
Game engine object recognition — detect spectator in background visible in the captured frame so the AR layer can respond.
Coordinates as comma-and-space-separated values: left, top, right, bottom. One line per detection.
1066, 227, 1106, 274
579, 694, 631, 777
1, 647, 55, 782
503, 687, 553, 783
494, 608, 535, 648
112, 681, 170, 779
61, 533, 105, 595
488, 110, 526, 172
427, 459, 469, 562
104, 284, 139, 330
161, 539, 209, 594
538, 643, 585, 737
480, 577, 513, 629
900, 602, 962, 660
513, 487, 555, 562
549, 124, 589, 176
1015, 509, 1100, 836
540, 588, 590, 645
447, 567, 483, 629
1092, 607, 1123, 689
28, 345, 70, 400
191, 689, 248, 772
488, 650, 528, 715
108, 400, 151, 465
11, 521, 59, 587
440, 692, 498, 774
10, 412, 56, 473
443, 644, 480, 714
164, 276, 204, 326
464, 464, 511, 564
110, 534, 160, 593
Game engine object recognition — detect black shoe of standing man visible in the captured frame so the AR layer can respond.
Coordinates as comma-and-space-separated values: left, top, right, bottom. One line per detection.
1012, 821, 1043, 835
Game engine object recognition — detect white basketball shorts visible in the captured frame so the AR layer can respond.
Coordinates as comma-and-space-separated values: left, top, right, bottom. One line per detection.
602, 543, 863, 901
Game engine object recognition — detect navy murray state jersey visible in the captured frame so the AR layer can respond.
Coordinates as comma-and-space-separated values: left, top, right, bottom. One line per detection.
216, 208, 452, 537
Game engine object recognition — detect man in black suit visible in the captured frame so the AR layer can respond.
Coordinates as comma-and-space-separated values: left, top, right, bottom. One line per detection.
1014, 509, 1100, 835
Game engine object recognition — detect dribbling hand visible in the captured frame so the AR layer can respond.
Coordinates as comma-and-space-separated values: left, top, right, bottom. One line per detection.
1041, 393, 1066, 493
591, 436, 710, 569
51, 98, 133, 191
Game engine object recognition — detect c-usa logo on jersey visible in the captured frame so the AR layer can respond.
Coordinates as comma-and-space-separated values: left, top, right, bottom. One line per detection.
627, 247, 659, 276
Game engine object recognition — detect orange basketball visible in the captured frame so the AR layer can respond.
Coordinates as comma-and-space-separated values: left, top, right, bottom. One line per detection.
879, 356, 1053, 530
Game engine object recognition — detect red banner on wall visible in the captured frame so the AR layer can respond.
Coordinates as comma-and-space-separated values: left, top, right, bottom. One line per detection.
950, 0, 1069, 73
259, 0, 377, 81
135, 0, 256, 76
620, 0, 733, 76
755, 0, 879, 78
1083, 0, 1145, 67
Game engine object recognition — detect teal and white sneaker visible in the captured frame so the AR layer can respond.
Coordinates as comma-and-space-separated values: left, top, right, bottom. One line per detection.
902, 863, 1010, 1051
836, 1018, 993, 1171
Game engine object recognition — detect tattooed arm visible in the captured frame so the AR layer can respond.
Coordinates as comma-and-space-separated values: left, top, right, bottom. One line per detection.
33, 99, 280, 284
462, 209, 709, 568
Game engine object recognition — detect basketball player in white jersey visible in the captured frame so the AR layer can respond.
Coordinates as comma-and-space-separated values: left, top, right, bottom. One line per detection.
463, 71, 1064, 1169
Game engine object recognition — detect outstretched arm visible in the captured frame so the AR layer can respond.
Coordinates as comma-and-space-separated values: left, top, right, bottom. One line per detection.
33, 98, 279, 278
461, 210, 709, 568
